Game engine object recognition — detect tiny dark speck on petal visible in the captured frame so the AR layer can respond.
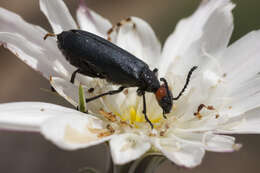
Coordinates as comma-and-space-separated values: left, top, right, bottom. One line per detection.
40, 108, 45, 112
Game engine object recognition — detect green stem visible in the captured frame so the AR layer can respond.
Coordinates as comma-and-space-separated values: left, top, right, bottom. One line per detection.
108, 152, 166, 173
129, 153, 166, 173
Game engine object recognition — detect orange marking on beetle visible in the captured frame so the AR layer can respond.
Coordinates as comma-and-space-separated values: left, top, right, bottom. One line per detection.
155, 85, 167, 101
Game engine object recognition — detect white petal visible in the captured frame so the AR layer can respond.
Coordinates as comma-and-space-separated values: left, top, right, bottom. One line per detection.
41, 113, 112, 150
109, 133, 151, 165
40, 0, 77, 33
172, 131, 238, 152
202, 133, 239, 152
112, 17, 161, 68
219, 31, 260, 116
221, 31, 260, 86
221, 78, 260, 117
0, 102, 76, 132
0, 8, 74, 79
76, 0, 112, 38
218, 107, 260, 134
160, 0, 234, 76
154, 138, 205, 168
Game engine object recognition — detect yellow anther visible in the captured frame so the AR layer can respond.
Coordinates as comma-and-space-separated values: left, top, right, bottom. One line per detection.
135, 113, 144, 122
151, 116, 163, 123
130, 107, 136, 124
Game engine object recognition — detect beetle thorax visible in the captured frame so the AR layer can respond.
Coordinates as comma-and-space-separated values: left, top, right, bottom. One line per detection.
139, 68, 160, 93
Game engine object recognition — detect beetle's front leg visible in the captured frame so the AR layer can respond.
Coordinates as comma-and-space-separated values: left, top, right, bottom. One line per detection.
141, 92, 154, 129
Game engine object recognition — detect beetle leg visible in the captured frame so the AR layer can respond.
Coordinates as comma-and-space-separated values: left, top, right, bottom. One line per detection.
85, 86, 126, 103
162, 109, 167, 119
70, 69, 80, 84
172, 66, 198, 100
142, 92, 154, 129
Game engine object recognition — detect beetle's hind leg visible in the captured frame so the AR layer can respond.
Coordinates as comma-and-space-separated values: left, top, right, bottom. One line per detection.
85, 86, 126, 103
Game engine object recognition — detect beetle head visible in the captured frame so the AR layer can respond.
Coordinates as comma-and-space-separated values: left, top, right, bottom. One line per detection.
155, 78, 173, 114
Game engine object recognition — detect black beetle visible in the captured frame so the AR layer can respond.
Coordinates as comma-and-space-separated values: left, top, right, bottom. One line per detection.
44, 29, 197, 128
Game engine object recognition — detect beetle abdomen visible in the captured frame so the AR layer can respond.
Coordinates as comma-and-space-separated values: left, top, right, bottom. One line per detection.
57, 30, 148, 86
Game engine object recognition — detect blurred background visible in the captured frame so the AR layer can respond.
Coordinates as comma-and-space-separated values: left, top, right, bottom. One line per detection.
1, 0, 260, 172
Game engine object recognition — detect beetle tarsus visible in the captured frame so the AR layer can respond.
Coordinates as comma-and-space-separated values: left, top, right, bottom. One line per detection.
162, 110, 167, 119
142, 92, 154, 129
70, 69, 80, 83
85, 86, 126, 103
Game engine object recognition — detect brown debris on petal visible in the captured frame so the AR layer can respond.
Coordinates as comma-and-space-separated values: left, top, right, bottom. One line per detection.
215, 114, 220, 119
116, 22, 122, 27
126, 17, 131, 22
207, 105, 215, 110
99, 109, 117, 122
194, 104, 216, 119
106, 17, 136, 41
107, 28, 113, 35
149, 133, 156, 137
40, 108, 45, 112
160, 129, 167, 137
98, 131, 113, 138
120, 120, 133, 128
132, 23, 136, 29
49, 75, 53, 82
194, 112, 203, 119
106, 124, 115, 133
123, 89, 129, 95
228, 106, 232, 109
223, 73, 227, 77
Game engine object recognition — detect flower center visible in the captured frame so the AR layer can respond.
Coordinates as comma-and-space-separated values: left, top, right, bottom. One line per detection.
99, 106, 167, 131
119, 106, 163, 127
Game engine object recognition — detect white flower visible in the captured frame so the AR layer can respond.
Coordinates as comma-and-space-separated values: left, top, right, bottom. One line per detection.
0, 0, 260, 168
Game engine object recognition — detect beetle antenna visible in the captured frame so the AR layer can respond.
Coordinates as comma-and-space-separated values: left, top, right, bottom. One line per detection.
43, 33, 56, 40
172, 66, 198, 100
